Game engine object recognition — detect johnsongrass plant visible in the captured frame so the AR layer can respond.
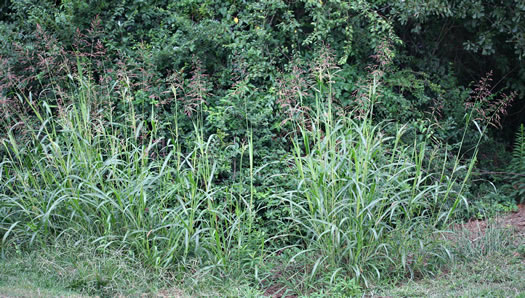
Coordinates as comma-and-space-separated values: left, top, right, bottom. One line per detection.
0, 61, 478, 292
0, 74, 264, 280
277, 68, 476, 288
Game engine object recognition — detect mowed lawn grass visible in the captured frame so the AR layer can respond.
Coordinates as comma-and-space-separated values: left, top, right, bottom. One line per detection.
0, 239, 168, 297
382, 253, 525, 297
381, 223, 525, 298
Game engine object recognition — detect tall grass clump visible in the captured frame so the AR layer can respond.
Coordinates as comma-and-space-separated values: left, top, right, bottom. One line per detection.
0, 69, 263, 280
286, 115, 467, 286
278, 45, 476, 288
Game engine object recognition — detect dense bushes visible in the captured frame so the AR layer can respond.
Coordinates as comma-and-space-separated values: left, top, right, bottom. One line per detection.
2, 0, 521, 144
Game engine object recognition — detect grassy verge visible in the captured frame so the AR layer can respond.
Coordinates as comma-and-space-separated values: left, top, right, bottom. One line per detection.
0, 58, 490, 296
380, 224, 525, 297
0, 238, 264, 297
1, 223, 523, 297
0, 238, 171, 297
383, 254, 525, 297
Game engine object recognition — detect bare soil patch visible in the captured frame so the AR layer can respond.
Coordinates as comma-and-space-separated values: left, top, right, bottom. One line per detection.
457, 204, 525, 240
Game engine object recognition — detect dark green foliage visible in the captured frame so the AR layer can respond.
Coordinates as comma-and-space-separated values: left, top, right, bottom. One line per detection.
1, 0, 521, 146
508, 124, 525, 202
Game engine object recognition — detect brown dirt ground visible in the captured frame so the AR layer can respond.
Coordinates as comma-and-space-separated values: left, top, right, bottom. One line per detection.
456, 204, 525, 240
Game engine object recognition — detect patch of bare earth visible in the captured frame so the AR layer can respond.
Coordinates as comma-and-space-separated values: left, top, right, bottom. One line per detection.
155, 287, 185, 298
454, 204, 525, 260
457, 204, 525, 237
260, 265, 299, 298
263, 283, 298, 298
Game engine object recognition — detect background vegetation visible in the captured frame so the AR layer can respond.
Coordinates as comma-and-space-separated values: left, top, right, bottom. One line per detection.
0, 0, 523, 296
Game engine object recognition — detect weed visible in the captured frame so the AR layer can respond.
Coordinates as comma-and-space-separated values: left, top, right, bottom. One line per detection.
0, 47, 484, 295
